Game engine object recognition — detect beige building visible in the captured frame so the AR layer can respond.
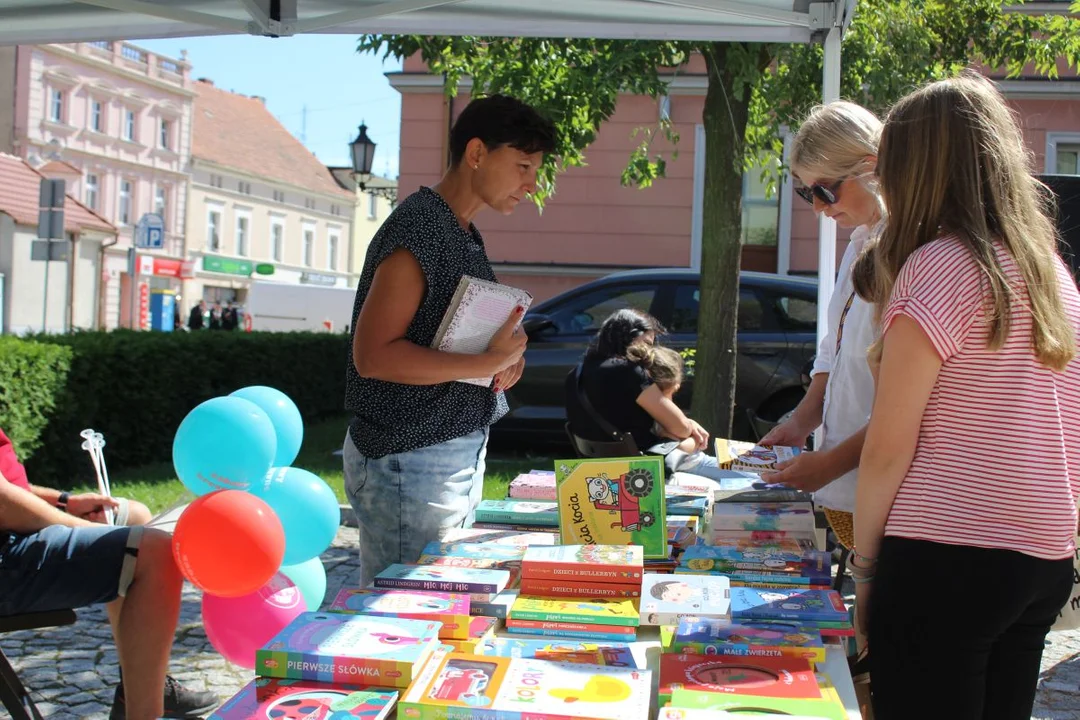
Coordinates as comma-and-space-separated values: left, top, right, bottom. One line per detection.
182, 79, 356, 318
328, 167, 396, 276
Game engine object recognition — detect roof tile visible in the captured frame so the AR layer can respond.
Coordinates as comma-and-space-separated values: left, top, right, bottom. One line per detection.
0, 153, 116, 234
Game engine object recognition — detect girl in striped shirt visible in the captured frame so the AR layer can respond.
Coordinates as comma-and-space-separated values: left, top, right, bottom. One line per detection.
851, 73, 1080, 719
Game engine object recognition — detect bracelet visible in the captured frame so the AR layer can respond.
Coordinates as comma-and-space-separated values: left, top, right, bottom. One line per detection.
56, 491, 70, 511
852, 573, 876, 584
851, 548, 878, 565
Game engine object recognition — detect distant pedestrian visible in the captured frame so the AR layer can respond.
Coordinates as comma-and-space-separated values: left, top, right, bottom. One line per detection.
208, 303, 222, 330
221, 302, 239, 331
187, 300, 206, 331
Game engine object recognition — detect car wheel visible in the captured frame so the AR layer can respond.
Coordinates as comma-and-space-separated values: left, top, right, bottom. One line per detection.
639, 512, 655, 528
624, 469, 654, 498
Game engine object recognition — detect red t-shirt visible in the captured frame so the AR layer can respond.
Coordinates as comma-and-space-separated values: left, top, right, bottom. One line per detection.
0, 428, 31, 490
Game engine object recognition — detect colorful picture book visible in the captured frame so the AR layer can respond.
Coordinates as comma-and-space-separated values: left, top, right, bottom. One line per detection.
730, 588, 849, 625
522, 544, 644, 583
710, 502, 815, 533
478, 638, 636, 668
555, 457, 667, 558
420, 542, 529, 562
439, 617, 499, 655
518, 577, 642, 599
256, 613, 441, 689
665, 493, 711, 517
508, 596, 640, 626
474, 500, 560, 527
666, 619, 826, 664
209, 677, 398, 720
328, 589, 473, 640
439, 528, 556, 546
504, 621, 637, 642
417, 555, 519, 572
508, 471, 558, 501
714, 439, 801, 474
401, 651, 652, 720
469, 590, 518, 620
373, 564, 510, 595
639, 574, 731, 626
709, 529, 818, 547
678, 545, 831, 582
669, 687, 847, 720
659, 653, 820, 704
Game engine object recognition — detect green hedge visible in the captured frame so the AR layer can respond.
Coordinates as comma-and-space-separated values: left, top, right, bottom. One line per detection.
0, 331, 349, 488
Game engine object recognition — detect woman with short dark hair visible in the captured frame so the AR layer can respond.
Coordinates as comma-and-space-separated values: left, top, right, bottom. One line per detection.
344, 94, 557, 586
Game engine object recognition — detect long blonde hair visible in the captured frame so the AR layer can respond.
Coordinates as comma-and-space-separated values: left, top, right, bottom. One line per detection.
791, 101, 882, 188
852, 72, 1074, 371
626, 344, 684, 393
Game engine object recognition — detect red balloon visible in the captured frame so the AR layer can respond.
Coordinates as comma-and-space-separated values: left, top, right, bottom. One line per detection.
172, 490, 285, 597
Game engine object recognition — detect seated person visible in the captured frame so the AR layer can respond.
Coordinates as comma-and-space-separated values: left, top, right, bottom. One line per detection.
0, 427, 216, 720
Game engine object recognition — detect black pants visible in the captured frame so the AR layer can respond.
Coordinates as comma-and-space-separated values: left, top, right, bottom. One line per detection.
868, 536, 1073, 720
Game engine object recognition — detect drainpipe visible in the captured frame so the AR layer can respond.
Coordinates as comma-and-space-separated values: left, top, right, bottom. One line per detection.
97, 230, 119, 330
67, 232, 76, 332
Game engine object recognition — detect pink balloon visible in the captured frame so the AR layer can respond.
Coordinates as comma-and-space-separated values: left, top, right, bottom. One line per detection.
202, 573, 305, 669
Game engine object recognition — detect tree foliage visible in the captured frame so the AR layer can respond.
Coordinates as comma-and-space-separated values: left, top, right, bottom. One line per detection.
358, 1, 1080, 436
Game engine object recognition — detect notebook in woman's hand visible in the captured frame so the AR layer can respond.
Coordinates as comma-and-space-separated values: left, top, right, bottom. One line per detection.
431, 276, 533, 386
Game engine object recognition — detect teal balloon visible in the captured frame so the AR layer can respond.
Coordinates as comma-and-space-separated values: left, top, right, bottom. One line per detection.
172, 397, 277, 496
229, 386, 304, 467
280, 558, 327, 612
257, 467, 339, 565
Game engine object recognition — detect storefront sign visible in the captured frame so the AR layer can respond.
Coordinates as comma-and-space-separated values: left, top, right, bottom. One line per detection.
300, 272, 338, 287
202, 255, 253, 277
138, 254, 183, 278
180, 259, 195, 280
255, 263, 276, 276
138, 282, 150, 330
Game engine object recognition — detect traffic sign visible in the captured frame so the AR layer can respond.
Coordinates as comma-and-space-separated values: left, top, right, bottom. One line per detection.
135, 213, 165, 249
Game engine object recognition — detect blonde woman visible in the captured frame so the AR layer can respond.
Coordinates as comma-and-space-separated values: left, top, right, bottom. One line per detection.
761, 101, 883, 553
850, 73, 1080, 719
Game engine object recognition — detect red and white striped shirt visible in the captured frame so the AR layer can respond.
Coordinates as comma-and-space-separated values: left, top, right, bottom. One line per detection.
881, 235, 1080, 560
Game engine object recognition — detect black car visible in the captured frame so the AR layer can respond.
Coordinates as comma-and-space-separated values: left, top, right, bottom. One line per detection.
493, 268, 819, 446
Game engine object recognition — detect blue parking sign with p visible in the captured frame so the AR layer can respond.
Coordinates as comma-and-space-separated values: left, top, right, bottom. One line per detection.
136, 213, 165, 249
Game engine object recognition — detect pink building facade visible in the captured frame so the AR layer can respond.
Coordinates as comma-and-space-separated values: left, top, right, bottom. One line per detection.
392, 54, 1080, 303
0, 41, 193, 329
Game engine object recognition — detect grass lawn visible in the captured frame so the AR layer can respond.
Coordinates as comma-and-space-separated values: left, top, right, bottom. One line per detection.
71, 414, 554, 514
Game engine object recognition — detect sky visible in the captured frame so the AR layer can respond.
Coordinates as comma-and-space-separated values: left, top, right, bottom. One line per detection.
138, 35, 403, 179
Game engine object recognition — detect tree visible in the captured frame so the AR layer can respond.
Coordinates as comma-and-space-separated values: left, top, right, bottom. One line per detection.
359, 1, 1080, 438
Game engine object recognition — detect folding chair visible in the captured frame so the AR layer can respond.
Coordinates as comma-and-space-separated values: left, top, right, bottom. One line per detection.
0, 610, 77, 720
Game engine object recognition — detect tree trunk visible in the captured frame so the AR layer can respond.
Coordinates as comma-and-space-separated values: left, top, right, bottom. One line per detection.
689, 42, 756, 440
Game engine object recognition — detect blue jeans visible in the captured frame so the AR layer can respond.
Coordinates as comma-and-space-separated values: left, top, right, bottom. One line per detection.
343, 429, 487, 587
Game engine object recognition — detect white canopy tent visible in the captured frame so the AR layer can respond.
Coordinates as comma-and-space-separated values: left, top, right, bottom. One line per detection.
0, 0, 857, 342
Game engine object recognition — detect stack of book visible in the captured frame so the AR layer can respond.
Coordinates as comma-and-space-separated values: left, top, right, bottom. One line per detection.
639, 574, 731, 627
675, 542, 831, 589
728, 586, 853, 639
505, 594, 641, 642
508, 469, 557, 500
518, 545, 643, 599
708, 501, 817, 543
660, 617, 826, 664
439, 526, 556, 547
478, 636, 636, 667
372, 563, 514, 607
416, 540, 527, 571
472, 499, 560, 533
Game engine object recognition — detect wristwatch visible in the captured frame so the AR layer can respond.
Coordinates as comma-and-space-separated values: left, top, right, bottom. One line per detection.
56, 492, 70, 511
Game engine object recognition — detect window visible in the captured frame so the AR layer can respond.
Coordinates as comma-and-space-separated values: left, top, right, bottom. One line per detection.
84, 174, 99, 210
550, 284, 658, 335
207, 209, 222, 251
1056, 143, 1080, 175
159, 118, 170, 149
774, 293, 817, 331
238, 181, 251, 195
742, 160, 779, 246
118, 179, 132, 225
303, 227, 314, 266
328, 232, 339, 271
669, 283, 775, 333
91, 100, 103, 133
123, 109, 136, 142
271, 221, 284, 262
49, 88, 64, 123
209, 174, 223, 189
273, 189, 285, 203
236, 214, 249, 256
304, 198, 315, 210
367, 193, 377, 220
154, 186, 167, 229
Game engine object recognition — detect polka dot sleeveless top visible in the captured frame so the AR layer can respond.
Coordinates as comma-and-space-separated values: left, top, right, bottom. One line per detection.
345, 187, 508, 458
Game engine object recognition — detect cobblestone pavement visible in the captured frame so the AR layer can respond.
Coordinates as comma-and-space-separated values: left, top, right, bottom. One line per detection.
3, 525, 1079, 719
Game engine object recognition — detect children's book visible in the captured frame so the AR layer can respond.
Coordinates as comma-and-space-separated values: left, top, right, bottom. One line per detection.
709, 530, 819, 549
431, 276, 533, 387
710, 502, 815, 533
401, 652, 652, 720
328, 589, 473, 640
522, 544, 644, 583
505, 618, 637, 636
679, 545, 831, 581
555, 457, 667, 559
439, 528, 556, 546
714, 439, 802, 475
730, 588, 849, 624
469, 590, 518, 620
508, 471, 558, 501
669, 688, 847, 720
256, 613, 441, 689
473, 500, 560, 527
659, 653, 820, 705
657, 709, 826, 720
438, 617, 499, 654
421, 542, 529, 562
667, 619, 825, 664
639, 574, 731, 626
665, 493, 711, 518
478, 638, 636, 668
470, 522, 560, 533
373, 564, 510, 595
509, 595, 640, 627
417, 555, 520, 572
209, 677, 398, 720
518, 577, 641, 599
504, 623, 637, 643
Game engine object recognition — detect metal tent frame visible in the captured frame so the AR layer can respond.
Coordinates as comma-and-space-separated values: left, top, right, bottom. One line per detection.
0, 0, 858, 343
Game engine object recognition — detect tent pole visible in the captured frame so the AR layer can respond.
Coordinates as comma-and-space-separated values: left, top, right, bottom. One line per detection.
816, 24, 841, 349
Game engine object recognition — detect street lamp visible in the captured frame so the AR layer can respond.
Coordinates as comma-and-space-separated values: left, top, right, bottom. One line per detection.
349, 122, 396, 205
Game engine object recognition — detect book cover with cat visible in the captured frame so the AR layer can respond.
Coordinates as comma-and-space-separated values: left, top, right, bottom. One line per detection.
555, 457, 667, 559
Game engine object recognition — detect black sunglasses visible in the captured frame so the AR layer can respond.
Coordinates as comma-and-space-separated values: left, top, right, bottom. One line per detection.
795, 179, 843, 206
